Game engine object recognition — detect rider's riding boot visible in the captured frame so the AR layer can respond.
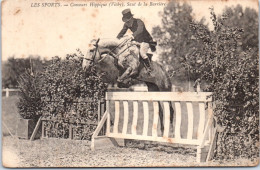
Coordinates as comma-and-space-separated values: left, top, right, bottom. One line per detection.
144, 58, 152, 73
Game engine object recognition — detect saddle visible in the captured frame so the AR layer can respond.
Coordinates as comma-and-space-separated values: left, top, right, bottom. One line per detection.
117, 40, 156, 69
114, 51, 153, 70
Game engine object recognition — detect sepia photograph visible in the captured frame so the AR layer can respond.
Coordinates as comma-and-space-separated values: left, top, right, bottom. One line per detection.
1, 0, 259, 167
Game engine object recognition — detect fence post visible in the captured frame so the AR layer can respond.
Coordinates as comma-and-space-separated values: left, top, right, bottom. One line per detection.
197, 83, 201, 92
69, 124, 73, 139
6, 88, 9, 97
172, 85, 176, 92
101, 99, 106, 135
42, 121, 45, 138
101, 99, 105, 117
98, 101, 101, 122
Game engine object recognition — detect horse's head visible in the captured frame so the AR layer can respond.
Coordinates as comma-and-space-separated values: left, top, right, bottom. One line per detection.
82, 37, 130, 70
82, 38, 101, 70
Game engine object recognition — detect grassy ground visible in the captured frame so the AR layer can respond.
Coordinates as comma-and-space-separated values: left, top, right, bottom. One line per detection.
2, 96, 20, 136
2, 136, 196, 167
2, 136, 258, 167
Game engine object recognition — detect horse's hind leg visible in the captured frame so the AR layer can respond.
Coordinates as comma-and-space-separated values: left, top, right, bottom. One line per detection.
158, 102, 164, 135
169, 102, 174, 124
159, 102, 173, 136
145, 82, 165, 134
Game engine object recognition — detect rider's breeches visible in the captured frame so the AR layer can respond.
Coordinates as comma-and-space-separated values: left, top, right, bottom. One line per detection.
140, 42, 150, 59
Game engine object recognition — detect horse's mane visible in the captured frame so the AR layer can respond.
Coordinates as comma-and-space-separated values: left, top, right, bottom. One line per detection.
91, 38, 124, 49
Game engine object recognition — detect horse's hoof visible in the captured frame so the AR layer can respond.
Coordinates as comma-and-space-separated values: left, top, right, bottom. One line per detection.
117, 79, 123, 83
117, 82, 124, 88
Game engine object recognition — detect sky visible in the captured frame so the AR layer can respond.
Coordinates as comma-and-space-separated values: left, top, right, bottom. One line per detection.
1, 0, 259, 61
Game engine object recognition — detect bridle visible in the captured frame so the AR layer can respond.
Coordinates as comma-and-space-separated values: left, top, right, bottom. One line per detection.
83, 38, 101, 66
83, 38, 134, 66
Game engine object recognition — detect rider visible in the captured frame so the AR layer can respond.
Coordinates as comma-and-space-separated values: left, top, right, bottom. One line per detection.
117, 8, 155, 73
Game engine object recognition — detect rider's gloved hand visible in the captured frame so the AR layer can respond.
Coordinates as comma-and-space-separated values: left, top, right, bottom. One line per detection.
129, 35, 134, 40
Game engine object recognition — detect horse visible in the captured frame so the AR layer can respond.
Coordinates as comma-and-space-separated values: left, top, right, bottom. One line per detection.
82, 38, 174, 133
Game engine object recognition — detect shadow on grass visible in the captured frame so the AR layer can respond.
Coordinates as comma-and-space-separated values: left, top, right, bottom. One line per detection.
124, 139, 196, 156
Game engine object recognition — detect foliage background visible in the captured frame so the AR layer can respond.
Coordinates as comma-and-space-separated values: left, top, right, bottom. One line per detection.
153, 1, 259, 161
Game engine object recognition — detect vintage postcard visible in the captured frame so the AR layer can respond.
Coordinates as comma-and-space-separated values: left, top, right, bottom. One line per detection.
1, 0, 259, 168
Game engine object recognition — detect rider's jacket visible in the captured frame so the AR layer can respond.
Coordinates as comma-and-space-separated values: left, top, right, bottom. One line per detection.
117, 18, 153, 43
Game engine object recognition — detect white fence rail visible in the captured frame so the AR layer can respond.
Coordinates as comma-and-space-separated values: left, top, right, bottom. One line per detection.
2, 88, 19, 97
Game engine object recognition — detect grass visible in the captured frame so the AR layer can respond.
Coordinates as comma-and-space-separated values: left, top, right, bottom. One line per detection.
2, 96, 20, 136
2, 135, 258, 167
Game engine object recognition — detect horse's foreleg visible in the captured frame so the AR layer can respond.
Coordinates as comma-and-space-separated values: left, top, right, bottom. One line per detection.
117, 67, 132, 82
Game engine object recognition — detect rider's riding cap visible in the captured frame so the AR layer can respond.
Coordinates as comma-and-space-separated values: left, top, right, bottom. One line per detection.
122, 8, 133, 22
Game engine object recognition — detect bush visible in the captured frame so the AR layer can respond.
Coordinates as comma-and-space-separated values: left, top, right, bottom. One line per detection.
190, 8, 259, 160
39, 52, 107, 122
18, 70, 43, 119
18, 50, 107, 139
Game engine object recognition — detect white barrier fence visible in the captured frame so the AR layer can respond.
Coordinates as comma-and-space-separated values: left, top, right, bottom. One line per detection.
91, 91, 216, 163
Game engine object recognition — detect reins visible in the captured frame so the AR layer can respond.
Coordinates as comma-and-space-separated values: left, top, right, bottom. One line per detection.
84, 38, 136, 65
104, 38, 130, 59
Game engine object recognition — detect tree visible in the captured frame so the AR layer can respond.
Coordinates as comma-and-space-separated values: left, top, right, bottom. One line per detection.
2, 56, 47, 88
222, 5, 258, 52
190, 8, 259, 160
152, 1, 209, 88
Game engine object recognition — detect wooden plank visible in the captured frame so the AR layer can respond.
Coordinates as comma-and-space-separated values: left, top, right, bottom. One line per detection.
69, 125, 72, 139
106, 101, 110, 135
187, 102, 194, 140
142, 101, 149, 136
106, 92, 212, 102
199, 104, 213, 148
163, 102, 170, 138
196, 145, 210, 163
91, 111, 108, 150
98, 100, 101, 122
122, 101, 129, 134
113, 101, 120, 134
198, 102, 206, 140
208, 103, 214, 142
92, 111, 108, 138
6, 88, 9, 97
206, 127, 217, 162
99, 101, 105, 135
42, 121, 45, 138
131, 101, 138, 135
2, 121, 16, 138
197, 103, 214, 162
2, 88, 19, 92
208, 121, 212, 143
174, 102, 182, 140
30, 116, 42, 141
107, 133, 203, 145
152, 102, 159, 137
